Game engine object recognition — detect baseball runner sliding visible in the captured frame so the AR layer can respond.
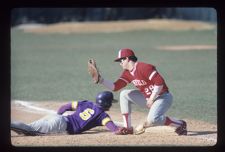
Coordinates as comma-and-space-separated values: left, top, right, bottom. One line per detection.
88, 48, 187, 135
11, 91, 133, 136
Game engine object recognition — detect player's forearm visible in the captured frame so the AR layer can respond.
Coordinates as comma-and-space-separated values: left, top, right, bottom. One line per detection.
149, 85, 163, 101
105, 121, 118, 132
100, 76, 127, 91
146, 85, 162, 108
57, 103, 72, 114
99, 77, 115, 91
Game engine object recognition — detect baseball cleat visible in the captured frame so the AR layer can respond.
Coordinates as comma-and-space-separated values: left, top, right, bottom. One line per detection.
11, 121, 44, 136
175, 120, 187, 136
115, 127, 134, 135
11, 126, 41, 136
126, 127, 134, 135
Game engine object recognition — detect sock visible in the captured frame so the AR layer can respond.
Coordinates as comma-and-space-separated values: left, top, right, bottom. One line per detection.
164, 116, 182, 128
122, 113, 131, 128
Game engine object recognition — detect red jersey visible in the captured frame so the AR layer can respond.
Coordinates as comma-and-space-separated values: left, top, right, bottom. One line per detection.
114, 62, 169, 98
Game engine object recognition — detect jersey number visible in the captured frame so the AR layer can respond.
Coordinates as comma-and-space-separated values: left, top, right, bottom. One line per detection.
79, 108, 95, 120
144, 85, 154, 95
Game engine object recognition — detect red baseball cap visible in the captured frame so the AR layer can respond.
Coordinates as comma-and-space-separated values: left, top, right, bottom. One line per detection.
114, 48, 135, 62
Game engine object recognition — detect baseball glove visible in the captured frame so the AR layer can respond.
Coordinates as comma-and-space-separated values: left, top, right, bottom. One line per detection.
134, 124, 145, 135
134, 121, 151, 135
115, 127, 133, 135
88, 59, 101, 84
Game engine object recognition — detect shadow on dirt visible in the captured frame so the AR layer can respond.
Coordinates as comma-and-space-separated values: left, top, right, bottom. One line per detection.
187, 131, 217, 136
81, 129, 109, 134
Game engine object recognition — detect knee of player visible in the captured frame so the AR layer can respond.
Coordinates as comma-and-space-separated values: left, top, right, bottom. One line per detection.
119, 90, 130, 102
148, 116, 161, 125
120, 90, 130, 98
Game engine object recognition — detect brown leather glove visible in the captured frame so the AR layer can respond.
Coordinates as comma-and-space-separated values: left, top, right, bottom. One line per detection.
87, 59, 101, 84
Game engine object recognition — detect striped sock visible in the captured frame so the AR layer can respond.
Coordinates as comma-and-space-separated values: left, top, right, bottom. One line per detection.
164, 116, 182, 128
122, 113, 131, 128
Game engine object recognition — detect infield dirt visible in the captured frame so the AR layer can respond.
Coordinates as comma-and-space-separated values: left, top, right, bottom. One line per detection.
11, 101, 217, 146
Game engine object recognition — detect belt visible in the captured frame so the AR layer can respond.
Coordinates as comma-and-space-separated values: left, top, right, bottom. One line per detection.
63, 116, 70, 133
163, 90, 169, 94
63, 116, 69, 122
146, 91, 169, 101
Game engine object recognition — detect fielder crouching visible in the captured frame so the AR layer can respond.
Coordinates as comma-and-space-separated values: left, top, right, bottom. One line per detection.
88, 48, 187, 136
11, 91, 132, 136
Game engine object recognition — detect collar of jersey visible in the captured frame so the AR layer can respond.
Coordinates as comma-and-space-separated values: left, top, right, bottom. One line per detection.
129, 62, 138, 75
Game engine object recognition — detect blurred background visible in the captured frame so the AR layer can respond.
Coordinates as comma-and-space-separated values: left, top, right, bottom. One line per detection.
11, 8, 216, 26
11, 8, 217, 124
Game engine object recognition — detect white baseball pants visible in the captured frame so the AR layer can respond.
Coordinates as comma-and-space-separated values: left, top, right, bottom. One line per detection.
28, 114, 68, 134
120, 89, 173, 126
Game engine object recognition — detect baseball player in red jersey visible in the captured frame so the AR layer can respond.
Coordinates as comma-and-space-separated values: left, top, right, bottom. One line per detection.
97, 48, 187, 135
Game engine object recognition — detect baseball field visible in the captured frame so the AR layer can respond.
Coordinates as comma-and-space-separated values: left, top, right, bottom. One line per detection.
11, 19, 217, 146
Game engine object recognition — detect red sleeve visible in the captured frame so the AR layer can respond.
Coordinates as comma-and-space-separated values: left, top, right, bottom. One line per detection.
140, 63, 164, 85
151, 73, 165, 85
113, 79, 127, 91
113, 71, 130, 91
140, 63, 156, 79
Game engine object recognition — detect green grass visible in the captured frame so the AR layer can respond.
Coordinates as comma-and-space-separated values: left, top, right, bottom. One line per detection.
11, 28, 217, 124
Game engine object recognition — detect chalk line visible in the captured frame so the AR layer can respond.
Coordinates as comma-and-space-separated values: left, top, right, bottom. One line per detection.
13, 100, 56, 114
